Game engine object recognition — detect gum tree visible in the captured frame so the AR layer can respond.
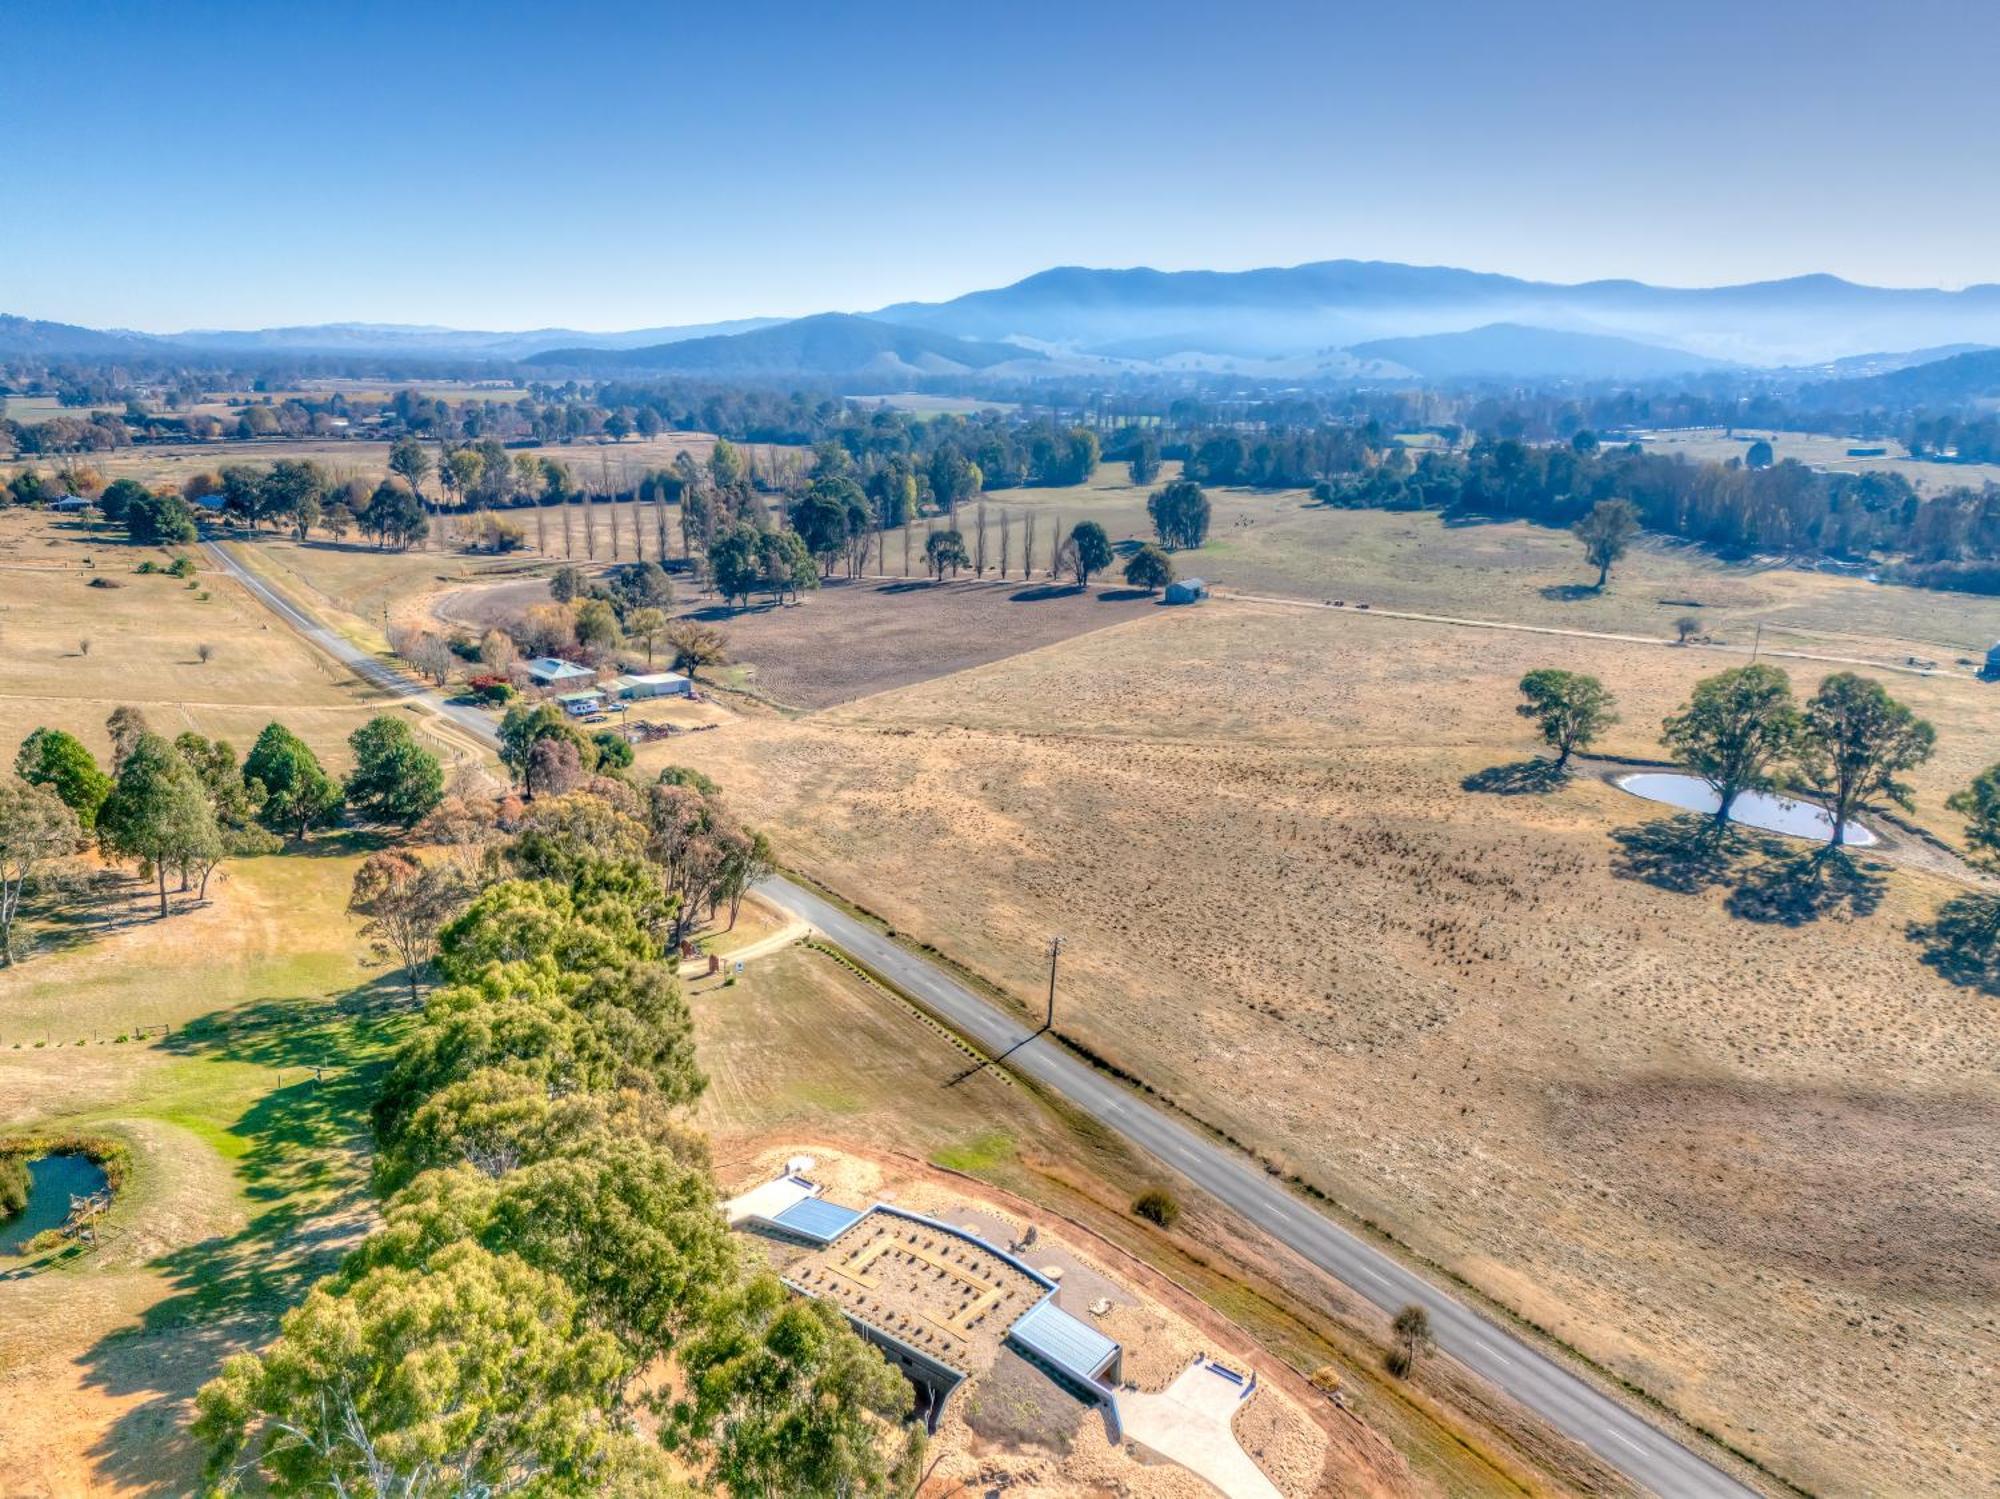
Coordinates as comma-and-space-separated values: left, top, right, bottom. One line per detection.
0, 780, 80, 965
1797, 672, 1936, 854
1661, 664, 1800, 833
1515, 668, 1617, 771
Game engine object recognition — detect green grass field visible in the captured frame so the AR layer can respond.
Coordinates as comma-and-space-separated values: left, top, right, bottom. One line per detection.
0, 842, 396, 1491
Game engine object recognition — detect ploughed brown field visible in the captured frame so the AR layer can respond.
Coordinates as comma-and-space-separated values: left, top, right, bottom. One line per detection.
435, 571, 1165, 710
653, 595, 2000, 1498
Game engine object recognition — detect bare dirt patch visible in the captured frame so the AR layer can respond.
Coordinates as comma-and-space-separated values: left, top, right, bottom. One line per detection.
434, 571, 1165, 711
677, 577, 1163, 708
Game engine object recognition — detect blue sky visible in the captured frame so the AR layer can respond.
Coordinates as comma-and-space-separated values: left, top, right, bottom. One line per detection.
7, 0, 1993, 330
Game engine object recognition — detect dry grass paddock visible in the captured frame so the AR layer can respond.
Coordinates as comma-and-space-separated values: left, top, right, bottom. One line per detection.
937, 463, 2000, 664
661, 597, 2000, 1498
1639, 427, 2000, 497
0, 509, 483, 770
181, 451, 2000, 717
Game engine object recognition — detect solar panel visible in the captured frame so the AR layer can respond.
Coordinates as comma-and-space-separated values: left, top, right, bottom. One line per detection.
770, 1197, 867, 1243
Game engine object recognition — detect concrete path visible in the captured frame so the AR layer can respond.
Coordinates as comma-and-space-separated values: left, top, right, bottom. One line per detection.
204, 534, 1762, 1499
1119, 1359, 1282, 1499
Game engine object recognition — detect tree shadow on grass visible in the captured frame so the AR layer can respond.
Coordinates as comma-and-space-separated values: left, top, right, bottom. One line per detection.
1908, 893, 2000, 996
1609, 814, 1741, 896
28, 874, 173, 956
1725, 848, 1887, 926
1094, 587, 1154, 603
273, 827, 393, 861
1010, 583, 1084, 602
684, 599, 785, 622
1462, 758, 1568, 796
1611, 814, 1888, 923
77, 978, 407, 1492
1538, 582, 1601, 603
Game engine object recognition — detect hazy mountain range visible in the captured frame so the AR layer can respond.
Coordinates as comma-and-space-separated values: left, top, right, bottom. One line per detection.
873, 262, 2000, 368
525, 313, 1041, 379
12, 259, 2000, 382
165, 317, 782, 358
1345, 323, 1727, 381
1798, 346, 2000, 408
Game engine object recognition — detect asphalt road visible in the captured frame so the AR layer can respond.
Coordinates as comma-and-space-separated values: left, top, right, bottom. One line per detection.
206, 536, 1760, 1499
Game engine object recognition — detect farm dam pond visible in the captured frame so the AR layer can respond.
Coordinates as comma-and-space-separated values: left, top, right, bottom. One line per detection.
1615, 771, 1878, 847
0, 1154, 110, 1255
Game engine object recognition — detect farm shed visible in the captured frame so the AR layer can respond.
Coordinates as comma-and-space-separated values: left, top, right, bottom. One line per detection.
49, 495, 93, 512
1164, 577, 1208, 605
1985, 641, 2000, 680
525, 656, 594, 687
615, 671, 693, 700
555, 689, 604, 717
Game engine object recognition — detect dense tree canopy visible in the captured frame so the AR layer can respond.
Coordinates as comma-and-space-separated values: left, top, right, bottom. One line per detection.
14, 727, 110, 829
0, 779, 79, 967
344, 715, 445, 827
194, 1242, 637, 1497
97, 732, 220, 916
1063, 521, 1112, 587
1123, 543, 1173, 593
244, 722, 343, 839
665, 1273, 921, 1499
924, 528, 969, 579
126, 488, 197, 545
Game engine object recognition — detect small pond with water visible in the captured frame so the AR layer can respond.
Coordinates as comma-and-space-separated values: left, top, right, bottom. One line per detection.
1615, 773, 1877, 846
0, 1154, 110, 1254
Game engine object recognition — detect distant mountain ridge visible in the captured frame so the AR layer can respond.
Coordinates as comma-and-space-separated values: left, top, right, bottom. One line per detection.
1802, 347, 2000, 407
0, 314, 163, 357
164, 317, 783, 358
525, 313, 1041, 378
872, 261, 2000, 366
12, 258, 2000, 373
1346, 323, 1726, 380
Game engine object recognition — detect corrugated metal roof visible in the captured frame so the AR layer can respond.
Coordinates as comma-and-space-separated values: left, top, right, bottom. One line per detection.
769, 1197, 867, 1244
1009, 1298, 1118, 1383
